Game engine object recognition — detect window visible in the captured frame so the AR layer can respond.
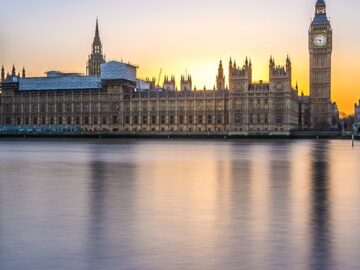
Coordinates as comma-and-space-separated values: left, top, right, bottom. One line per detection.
124, 116, 130, 124
169, 115, 175, 124
67, 116, 72, 125
102, 116, 107, 125
50, 117, 54, 125
58, 117, 63, 125
94, 116, 98, 125
142, 116, 148, 125
33, 117, 38, 125
6, 117, 11, 125
85, 116, 89, 125
113, 116, 118, 125
151, 116, 156, 125
133, 116, 139, 124
160, 115, 166, 125
207, 115, 212, 124
57, 103, 63, 113
16, 117, 21, 125
76, 116, 80, 125
188, 115, 193, 124
40, 104, 46, 113
198, 115, 203, 124
235, 114, 242, 124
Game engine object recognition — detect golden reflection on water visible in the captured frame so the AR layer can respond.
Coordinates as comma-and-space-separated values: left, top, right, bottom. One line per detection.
0, 139, 360, 270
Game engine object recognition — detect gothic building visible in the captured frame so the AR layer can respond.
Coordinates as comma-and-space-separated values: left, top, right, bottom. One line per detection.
226, 56, 299, 133
0, 1, 339, 134
309, 0, 333, 130
87, 19, 106, 76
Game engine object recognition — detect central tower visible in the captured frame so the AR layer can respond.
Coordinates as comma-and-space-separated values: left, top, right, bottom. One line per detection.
87, 19, 106, 76
309, 0, 332, 130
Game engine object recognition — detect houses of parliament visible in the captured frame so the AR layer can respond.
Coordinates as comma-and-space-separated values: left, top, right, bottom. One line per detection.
0, 0, 339, 134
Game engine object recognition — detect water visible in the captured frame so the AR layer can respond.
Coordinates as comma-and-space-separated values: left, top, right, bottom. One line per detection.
0, 139, 359, 270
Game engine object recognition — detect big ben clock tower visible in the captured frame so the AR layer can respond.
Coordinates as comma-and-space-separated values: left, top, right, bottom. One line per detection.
309, 0, 332, 130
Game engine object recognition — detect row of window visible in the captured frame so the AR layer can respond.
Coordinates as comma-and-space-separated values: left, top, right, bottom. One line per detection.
8, 115, 226, 126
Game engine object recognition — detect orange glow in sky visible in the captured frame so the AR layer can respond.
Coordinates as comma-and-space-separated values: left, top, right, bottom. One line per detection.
1, 0, 359, 114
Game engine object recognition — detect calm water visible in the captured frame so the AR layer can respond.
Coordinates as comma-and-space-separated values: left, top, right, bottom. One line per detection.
0, 139, 359, 270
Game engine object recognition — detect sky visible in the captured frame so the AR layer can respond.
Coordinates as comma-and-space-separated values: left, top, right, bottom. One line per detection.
0, 0, 359, 114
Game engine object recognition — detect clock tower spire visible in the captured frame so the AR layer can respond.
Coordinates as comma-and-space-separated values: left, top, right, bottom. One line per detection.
87, 18, 106, 76
309, 0, 332, 130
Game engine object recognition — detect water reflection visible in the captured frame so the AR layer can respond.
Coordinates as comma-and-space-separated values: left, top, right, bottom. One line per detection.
310, 142, 333, 270
0, 139, 359, 270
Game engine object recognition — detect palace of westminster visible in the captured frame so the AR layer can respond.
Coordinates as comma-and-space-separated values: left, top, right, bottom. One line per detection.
0, 0, 341, 134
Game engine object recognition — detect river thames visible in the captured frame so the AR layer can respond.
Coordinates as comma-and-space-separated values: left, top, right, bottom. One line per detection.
0, 139, 359, 270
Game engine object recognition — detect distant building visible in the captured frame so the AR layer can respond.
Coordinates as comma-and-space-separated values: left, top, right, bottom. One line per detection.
355, 99, 360, 122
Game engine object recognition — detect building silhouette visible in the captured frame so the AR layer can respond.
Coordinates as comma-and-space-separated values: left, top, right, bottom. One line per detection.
0, 1, 339, 134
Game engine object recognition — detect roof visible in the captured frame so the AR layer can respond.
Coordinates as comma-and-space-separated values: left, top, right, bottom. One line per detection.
101, 61, 137, 82
312, 13, 329, 25
18, 76, 101, 91
316, 0, 326, 6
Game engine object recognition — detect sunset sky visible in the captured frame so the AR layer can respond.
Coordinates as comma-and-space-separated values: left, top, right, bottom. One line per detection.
0, 0, 359, 114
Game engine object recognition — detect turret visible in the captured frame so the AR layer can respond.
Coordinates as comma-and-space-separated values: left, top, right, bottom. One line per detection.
180, 75, 192, 91
12, 65, 16, 77
164, 75, 176, 91
1, 65, 4, 82
216, 60, 225, 90
228, 57, 252, 92
269, 56, 292, 90
286, 55, 292, 82
22, 67, 26, 78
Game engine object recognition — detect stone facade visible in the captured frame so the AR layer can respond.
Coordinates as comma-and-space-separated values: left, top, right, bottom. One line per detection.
227, 57, 299, 134
309, 0, 333, 130
0, 59, 298, 134
0, 1, 339, 134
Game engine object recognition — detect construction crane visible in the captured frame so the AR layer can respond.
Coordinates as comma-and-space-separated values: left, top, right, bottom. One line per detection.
157, 68, 163, 87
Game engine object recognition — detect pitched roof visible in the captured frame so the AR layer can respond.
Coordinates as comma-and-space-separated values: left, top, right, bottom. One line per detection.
18, 76, 101, 91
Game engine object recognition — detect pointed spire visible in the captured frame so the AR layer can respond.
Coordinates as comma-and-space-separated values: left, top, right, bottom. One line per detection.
316, 0, 326, 7
22, 67, 26, 78
286, 54, 291, 63
11, 65, 16, 76
95, 18, 100, 39
1, 65, 4, 82
88, 18, 105, 76
315, 0, 326, 15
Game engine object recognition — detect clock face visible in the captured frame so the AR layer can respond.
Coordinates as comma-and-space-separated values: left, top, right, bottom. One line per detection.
314, 34, 327, 47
